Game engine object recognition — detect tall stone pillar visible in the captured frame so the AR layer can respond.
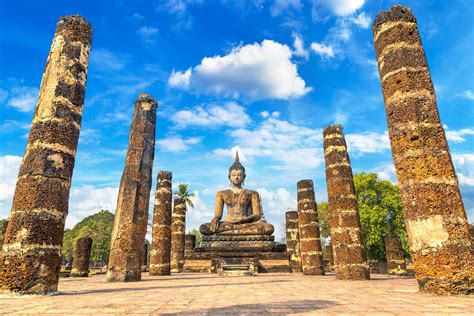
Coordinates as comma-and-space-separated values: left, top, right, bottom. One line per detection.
285, 211, 302, 272
142, 243, 148, 272
373, 5, 472, 294
71, 237, 93, 277
323, 125, 370, 280
106, 93, 157, 282
385, 237, 407, 276
325, 243, 334, 272
0, 16, 92, 295
150, 171, 172, 276
297, 180, 325, 275
171, 198, 186, 273
185, 234, 196, 253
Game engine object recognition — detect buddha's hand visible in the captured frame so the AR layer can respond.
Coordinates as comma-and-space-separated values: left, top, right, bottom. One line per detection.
209, 218, 220, 233
238, 216, 249, 224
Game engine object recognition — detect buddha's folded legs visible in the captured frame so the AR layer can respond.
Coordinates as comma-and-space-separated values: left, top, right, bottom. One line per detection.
200, 220, 274, 236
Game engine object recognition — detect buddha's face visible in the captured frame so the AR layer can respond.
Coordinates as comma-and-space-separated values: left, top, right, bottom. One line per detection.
229, 169, 245, 186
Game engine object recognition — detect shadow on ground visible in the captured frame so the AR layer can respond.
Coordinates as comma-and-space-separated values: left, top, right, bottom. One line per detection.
161, 299, 338, 315
60, 280, 290, 295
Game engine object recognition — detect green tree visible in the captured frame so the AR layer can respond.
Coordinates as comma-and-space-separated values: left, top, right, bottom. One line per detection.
354, 172, 409, 260
174, 183, 195, 207
0, 218, 8, 232
317, 202, 330, 242
188, 228, 202, 247
62, 210, 115, 266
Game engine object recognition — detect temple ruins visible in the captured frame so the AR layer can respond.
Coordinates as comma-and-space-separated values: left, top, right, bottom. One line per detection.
285, 211, 302, 272
71, 237, 93, 277
297, 180, 325, 275
150, 171, 173, 276
0, 15, 92, 295
373, 5, 472, 295
323, 124, 370, 280
171, 198, 186, 273
106, 93, 157, 282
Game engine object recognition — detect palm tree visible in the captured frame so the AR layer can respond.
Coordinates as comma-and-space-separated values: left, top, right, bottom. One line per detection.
174, 183, 195, 208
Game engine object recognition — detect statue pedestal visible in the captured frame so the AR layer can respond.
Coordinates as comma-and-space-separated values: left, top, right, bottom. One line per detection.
201, 235, 274, 252
184, 235, 290, 274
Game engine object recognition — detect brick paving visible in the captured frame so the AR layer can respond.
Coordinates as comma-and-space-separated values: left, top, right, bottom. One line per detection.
0, 273, 472, 314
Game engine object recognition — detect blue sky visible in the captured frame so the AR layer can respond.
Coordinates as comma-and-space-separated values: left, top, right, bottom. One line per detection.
1, 0, 473, 241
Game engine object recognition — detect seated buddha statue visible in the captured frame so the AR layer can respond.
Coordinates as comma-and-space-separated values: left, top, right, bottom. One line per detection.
200, 152, 274, 236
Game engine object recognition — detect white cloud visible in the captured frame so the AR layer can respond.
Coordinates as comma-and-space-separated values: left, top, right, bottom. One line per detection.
90, 48, 130, 72
445, 127, 474, 143
213, 114, 324, 170
186, 190, 214, 223
7, 86, 39, 112
310, 42, 335, 58
0, 155, 22, 219
453, 154, 474, 187
155, 0, 203, 30
371, 162, 397, 183
292, 33, 309, 59
0, 120, 31, 134
350, 12, 370, 29
312, 0, 365, 17
258, 187, 295, 216
171, 102, 250, 128
168, 40, 312, 100
345, 131, 390, 154
270, 0, 302, 17
168, 68, 192, 88
137, 26, 159, 44
157, 136, 202, 152
67, 185, 119, 229
459, 90, 474, 100
131, 12, 145, 21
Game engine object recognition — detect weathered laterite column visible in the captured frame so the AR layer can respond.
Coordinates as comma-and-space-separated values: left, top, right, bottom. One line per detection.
0, 220, 8, 251
171, 198, 186, 273
373, 5, 472, 294
142, 243, 148, 272
185, 234, 196, 253
150, 171, 172, 276
106, 93, 157, 282
323, 125, 370, 280
325, 243, 334, 272
385, 237, 407, 276
0, 16, 92, 295
297, 180, 324, 275
285, 211, 302, 272
71, 237, 93, 277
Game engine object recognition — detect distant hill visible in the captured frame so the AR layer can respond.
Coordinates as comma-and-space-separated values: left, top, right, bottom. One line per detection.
62, 210, 114, 266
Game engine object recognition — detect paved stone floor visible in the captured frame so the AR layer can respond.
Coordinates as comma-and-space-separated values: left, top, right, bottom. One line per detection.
0, 273, 472, 314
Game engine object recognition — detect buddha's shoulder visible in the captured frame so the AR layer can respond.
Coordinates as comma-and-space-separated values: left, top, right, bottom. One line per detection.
216, 189, 232, 196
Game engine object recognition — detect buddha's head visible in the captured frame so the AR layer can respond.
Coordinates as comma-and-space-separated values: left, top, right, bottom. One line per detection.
228, 151, 246, 187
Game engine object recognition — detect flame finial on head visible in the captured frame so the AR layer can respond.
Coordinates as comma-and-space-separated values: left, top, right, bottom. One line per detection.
229, 150, 245, 174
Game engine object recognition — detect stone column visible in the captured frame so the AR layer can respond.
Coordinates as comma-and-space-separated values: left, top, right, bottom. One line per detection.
142, 243, 148, 272
385, 237, 407, 276
150, 171, 172, 276
325, 243, 334, 272
71, 237, 93, 277
323, 125, 370, 280
285, 211, 302, 272
185, 234, 196, 253
0, 16, 92, 295
0, 220, 8, 252
106, 93, 157, 282
373, 5, 472, 294
171, 198, 186, 273
297, 180, 325, 275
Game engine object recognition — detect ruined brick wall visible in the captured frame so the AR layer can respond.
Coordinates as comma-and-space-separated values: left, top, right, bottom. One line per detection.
385, 237, 407, 276
150, 171, 172, 276
323, 125, 370, 280
297, 180, 325, 275
171, 198, 186, 273
71, 237, 93, 277
285, 211, 302, 272
0, 16, 92, 295
106, 93, 157, 282
373, 5, 472, 294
